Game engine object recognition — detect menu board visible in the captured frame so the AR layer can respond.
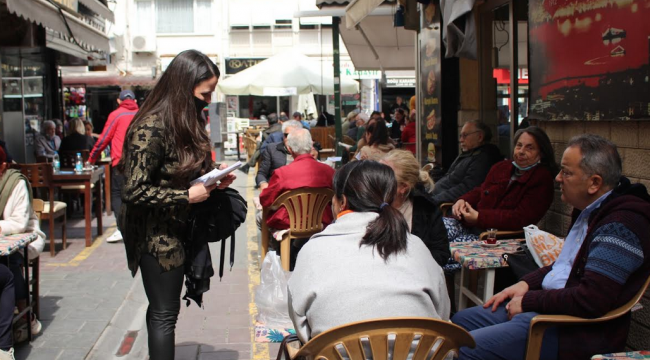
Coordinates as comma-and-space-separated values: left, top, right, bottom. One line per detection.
418, 2, 443, 165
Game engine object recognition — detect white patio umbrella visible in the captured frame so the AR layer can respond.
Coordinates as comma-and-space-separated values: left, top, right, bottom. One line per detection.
217, 51, 359, 95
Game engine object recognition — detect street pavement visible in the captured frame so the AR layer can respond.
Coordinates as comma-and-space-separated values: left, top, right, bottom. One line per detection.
14, 162, 276, 360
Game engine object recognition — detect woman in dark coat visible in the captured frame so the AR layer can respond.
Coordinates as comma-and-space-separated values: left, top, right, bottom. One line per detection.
382, 150, 450, 267
59, 118, 95, 152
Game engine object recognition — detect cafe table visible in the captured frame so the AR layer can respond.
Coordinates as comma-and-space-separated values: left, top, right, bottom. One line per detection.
450, 239, 522, 310
97, 158, 112, 216
0, 232, 39, 342
52, 167, 104, 247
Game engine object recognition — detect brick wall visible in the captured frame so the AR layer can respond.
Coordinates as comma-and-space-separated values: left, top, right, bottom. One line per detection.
536, 120, 650, 351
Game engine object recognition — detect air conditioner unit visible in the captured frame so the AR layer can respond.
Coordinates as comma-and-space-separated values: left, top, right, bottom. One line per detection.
132, 35, 156, 53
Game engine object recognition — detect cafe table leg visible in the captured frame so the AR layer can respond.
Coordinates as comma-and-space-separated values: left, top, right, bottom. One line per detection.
95, 177, 103, 236
104, 164, 112, 216
458, 268, 497, 310
84, 180, 92, 246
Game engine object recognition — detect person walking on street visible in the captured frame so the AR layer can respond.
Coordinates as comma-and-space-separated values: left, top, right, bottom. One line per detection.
119, 50, 235, 360
88, 89, 140, 243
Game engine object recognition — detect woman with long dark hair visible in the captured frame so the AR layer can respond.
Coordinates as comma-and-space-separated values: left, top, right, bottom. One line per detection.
288, 161, 450, 343
358, 119, 394, 161
119, 50, 235, 360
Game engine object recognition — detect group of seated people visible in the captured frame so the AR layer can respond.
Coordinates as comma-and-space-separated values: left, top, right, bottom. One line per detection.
255, 119, 650, 360
35, 118, 98, 160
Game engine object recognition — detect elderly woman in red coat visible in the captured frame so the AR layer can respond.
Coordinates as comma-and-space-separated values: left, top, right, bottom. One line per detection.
444, 126, 557, 243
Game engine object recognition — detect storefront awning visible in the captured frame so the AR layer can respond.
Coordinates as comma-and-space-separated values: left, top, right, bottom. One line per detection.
6, 0, 110, 53
344, 0, 385, 29
62, 70, 158, 87
339, 14, 415, 71
78, 0, 114, 23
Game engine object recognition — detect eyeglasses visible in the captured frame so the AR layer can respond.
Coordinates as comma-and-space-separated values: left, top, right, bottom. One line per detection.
283, 133, 289, 138
459, 131, 480, 139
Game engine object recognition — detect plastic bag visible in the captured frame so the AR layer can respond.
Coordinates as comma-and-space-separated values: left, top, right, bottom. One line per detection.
255, 251, 293, 328
524, 225, 564, 267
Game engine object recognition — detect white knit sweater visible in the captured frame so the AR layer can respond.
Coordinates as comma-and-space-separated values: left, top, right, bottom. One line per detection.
0, 181, 45, 260
288, 212, 450, 343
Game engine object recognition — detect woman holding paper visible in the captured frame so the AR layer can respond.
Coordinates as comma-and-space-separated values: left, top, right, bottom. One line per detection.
119, 50, 235, 360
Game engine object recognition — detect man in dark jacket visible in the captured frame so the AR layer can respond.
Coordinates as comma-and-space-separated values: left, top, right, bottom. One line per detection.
452, 135, 650, 360
431, 120, 502, 204
255, 120, 303, 190
239, 113, 282, 174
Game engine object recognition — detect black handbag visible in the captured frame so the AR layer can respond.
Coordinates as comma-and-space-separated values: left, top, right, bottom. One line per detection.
276, 334, 302, 360
502, 246, 540, 280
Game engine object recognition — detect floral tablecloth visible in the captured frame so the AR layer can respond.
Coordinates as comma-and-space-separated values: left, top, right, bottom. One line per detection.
0, 233, 38, 256
592, 351, 650, 359
450, 239, 522, 270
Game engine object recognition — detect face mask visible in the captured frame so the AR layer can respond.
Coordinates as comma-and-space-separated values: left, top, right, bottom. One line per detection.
194, 96, 208, 118
512, 160, 539, 171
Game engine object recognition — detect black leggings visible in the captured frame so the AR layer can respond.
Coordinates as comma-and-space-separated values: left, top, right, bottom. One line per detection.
139, 254, 184, 360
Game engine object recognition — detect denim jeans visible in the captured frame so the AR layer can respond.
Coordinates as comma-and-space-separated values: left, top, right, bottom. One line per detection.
451, 304, 558, 360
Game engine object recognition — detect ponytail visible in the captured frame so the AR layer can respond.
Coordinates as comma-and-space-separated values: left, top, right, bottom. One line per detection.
419, 170, 434, 193
360, 202, 409, 261
333, 161, 409, 261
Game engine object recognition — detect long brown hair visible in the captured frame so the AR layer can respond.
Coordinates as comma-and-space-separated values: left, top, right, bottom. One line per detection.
119, 50, 220, 183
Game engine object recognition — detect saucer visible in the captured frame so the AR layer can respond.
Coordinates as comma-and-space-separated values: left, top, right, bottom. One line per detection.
480, 241, 500, 248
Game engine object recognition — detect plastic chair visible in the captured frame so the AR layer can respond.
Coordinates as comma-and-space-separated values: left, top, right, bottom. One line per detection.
289, 317, 475, 360
12, 163, 67, 256
261, 187, 334, 271
524, 275, 650, 360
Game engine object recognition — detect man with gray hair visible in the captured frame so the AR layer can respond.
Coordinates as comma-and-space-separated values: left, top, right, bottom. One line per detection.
260, 128, 335, 231
256, 120, 303, 190
34, 120, 61, 159
431, 119, 502, 204
452, 134, 650, 360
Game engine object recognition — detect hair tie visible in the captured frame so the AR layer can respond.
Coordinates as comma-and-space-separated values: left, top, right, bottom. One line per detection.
379, 202, 389, 211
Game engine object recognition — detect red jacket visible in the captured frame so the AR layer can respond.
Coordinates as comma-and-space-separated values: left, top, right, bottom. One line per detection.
459, 160, 555, 230
401, 122, 416, 154
260, 154, 335, 230
89, 99, 139, 166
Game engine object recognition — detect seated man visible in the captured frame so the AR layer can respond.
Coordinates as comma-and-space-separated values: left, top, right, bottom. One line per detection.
259, 129, 335, 231
34, 120, 61, 159
239, 113, 283, 174
255, 120, 303, 191
431, 120, 502, 204
452, 134, 650, 360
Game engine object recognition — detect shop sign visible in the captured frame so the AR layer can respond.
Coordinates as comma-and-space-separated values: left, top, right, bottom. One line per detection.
340, 61, 381, 79
53, 0, 78, 12
225, 58, 266, 75
418, 2, 442, 166
385, 77, 416, 88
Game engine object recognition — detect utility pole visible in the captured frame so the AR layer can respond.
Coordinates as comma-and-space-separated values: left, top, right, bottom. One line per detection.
332, 16, 342, 156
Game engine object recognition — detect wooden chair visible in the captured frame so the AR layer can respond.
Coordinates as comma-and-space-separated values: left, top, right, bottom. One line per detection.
440, 202, 453, 217
289, 317, 475, 360
261, 187, 334, 271
243, 135, 257, 161
524, 275, 650, 360
58, 150, 89, 169
13, 163, 67, 256
342, 135, 356, 146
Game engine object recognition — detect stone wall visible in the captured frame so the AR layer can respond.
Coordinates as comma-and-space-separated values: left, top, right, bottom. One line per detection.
536, 120, 650, 351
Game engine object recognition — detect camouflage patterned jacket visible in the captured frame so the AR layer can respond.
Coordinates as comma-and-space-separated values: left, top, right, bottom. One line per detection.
120, 115, 204, 275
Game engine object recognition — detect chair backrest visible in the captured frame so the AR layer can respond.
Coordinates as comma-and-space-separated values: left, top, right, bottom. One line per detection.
243, 136, 257, 158
295, 317, 475, 360
59, 150, 89, 169
11, 163, 55, 209
342, 135, 356, 146
268, 187, 334, 239
32, 199, 44, 221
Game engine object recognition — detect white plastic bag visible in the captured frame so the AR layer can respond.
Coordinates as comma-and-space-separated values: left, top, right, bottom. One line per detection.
524, 225, 564, 267
255, 251, 293, 328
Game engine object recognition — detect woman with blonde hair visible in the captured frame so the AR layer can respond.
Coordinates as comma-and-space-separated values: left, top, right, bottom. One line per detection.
59, 118, 95, 152
381, 150, 449, 267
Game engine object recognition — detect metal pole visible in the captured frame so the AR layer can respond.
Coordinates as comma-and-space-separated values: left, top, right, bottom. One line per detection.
332, 16, 343, 157
508, 0, 519, 152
